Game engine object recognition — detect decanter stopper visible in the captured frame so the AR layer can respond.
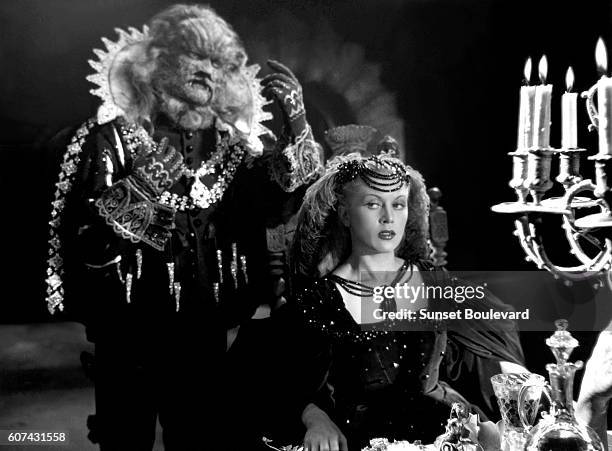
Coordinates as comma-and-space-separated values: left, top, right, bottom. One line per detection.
546, 319, 579, 365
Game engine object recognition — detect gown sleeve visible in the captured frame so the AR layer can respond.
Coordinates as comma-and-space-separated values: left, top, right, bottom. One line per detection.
272, 279, 337, 421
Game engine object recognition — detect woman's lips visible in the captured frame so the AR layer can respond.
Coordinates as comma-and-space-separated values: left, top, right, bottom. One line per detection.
378, 230, 396, 240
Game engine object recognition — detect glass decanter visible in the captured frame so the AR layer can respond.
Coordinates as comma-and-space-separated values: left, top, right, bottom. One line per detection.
521, 320, 604, 451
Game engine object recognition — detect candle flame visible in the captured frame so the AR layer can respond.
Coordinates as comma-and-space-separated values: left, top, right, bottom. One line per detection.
596, 37, 608, 76
538, 55, 548, 84
565, 66, 574, 92
523, 57, 532, 85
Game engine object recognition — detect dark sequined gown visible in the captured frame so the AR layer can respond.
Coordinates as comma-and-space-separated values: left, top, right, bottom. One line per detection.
284, 263, 525, 450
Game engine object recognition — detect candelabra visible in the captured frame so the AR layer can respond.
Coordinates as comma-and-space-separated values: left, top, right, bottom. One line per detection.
492, 40, 612, 282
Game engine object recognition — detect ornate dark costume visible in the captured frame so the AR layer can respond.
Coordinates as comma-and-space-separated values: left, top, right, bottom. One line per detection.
287, 264, 525, 450
44, 5, 322, 450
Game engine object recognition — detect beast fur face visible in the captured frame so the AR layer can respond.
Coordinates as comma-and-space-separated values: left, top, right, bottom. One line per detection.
146, 4, 250, 131
153, 51, 221, 130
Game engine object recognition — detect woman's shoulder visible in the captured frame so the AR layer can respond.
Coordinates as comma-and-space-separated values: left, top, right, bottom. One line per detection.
294, 277, 340, 309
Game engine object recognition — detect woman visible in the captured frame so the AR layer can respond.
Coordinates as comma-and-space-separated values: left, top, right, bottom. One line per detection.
284, 125, 526, 451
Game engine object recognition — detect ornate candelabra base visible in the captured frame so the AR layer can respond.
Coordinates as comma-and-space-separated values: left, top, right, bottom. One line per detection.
525, 147, 555, 205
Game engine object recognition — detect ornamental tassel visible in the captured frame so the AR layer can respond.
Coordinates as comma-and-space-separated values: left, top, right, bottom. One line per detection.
173, 282, 181, 312
102, 149, 114, 187
135, 249, 143, 279
231, 243, 238, 290
213, 282, 220, 305
167, 262, 175, 295
115, 261, 124, 283
216, 249, 223, 284
239, 255, 248, 285
125, 273, 133, 304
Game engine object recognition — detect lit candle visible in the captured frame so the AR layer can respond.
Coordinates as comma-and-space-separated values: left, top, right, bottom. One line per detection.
596, 38, 612, 156
532, 55, 553, 148
517, 58, 536, 149
561, 67, 578, 148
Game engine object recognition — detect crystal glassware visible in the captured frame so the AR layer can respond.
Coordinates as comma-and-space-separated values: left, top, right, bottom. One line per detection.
491, 373, 548, 451
522, 319, 604, 451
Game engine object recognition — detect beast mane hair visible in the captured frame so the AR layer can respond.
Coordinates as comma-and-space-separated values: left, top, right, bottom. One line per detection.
121, 4, 247, 125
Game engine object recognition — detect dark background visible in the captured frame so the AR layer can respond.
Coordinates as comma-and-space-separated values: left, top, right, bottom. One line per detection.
1, 0, 611, 346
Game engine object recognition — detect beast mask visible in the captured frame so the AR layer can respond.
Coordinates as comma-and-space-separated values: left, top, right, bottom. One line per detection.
87, 4, 272, 155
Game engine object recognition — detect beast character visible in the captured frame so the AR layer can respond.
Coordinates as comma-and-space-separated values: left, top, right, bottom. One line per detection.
45, 4, 323, 449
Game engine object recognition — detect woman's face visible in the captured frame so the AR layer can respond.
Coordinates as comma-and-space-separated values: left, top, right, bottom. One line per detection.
341, 178, 409, 255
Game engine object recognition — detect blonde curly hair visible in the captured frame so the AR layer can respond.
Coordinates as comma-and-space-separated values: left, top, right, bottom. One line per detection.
291, 150, 430, 279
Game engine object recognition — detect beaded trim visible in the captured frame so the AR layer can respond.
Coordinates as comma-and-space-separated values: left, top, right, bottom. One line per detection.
45, 118, 97, 314
187, 140, 245, 210
117, 118, 156, 158
118, 121, 246, 211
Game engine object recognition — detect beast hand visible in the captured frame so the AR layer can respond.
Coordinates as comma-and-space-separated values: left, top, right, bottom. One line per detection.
262, 60, 307, 140
132, 138, 184, 196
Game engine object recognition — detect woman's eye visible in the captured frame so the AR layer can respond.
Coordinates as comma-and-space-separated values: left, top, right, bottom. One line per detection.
393, 203, 406, 210
366, 202, 380, 209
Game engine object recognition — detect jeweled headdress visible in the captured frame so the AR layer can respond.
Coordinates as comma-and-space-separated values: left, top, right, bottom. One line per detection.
325, 124, 408, 191
335, 155, 410, 192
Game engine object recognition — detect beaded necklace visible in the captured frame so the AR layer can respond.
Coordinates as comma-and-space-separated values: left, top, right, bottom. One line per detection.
328, 261, 413, 297
118, 120, 245, 210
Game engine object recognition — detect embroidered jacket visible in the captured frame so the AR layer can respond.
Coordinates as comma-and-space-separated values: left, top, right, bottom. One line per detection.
47, 116, 323, 340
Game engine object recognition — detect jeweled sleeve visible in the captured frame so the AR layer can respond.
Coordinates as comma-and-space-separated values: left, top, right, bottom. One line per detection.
266, 127, 325, 193
47, 120, 131, 315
